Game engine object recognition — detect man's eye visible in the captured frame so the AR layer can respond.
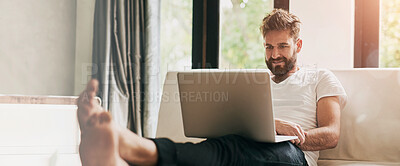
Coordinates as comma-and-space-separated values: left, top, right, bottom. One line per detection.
265, 46, 273, 49
279, 45, 288, 49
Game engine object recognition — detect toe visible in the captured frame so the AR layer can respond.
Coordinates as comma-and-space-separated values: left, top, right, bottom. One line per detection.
99, 112, 112, 124
86, 114, 99, 127
77, 79, 99, 105
87, 79, 99, 93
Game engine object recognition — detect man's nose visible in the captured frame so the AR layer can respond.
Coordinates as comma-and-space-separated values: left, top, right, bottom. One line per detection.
271, 47, 280, 59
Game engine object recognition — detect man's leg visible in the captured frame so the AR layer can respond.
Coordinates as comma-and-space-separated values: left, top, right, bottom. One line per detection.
152, 135, 307, 166
78, 79, 307, 166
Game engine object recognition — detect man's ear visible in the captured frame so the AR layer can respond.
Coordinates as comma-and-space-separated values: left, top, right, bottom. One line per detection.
296, 38, 303, 53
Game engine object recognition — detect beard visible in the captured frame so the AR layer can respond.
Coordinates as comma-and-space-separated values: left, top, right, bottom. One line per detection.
265, 53, 297, 77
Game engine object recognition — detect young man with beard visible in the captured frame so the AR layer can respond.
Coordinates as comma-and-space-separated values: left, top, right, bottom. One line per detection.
77, 9, 346, 166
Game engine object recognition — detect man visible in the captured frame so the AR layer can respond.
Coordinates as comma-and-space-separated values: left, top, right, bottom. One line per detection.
77, 9, 346, 166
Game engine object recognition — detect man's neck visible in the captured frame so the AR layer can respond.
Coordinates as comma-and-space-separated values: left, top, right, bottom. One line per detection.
271, 66, 299, 83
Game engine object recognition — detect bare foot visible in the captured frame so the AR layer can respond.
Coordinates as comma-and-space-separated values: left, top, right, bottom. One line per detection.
77, 79, 158, 166
79, 112, 128, 166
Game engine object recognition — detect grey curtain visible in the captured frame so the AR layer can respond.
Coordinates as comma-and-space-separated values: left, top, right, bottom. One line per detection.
92, 0, 160, 137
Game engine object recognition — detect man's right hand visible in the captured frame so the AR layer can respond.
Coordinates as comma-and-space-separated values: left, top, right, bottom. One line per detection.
275, 118, 306, 145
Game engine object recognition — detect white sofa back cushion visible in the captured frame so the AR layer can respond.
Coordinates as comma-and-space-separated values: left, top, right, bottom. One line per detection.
319, 69, 400, 162
156, 72, 204, 143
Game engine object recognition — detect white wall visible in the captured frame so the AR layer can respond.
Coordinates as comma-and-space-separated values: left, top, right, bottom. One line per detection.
0, 0, 77, 95
290, 0, 355, 69
74, 0, 96, 95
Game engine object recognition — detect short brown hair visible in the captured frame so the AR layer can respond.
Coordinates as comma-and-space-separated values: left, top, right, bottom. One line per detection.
260, 9, 301, 39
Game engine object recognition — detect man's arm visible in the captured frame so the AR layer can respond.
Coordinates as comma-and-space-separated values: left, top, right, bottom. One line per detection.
297, 96, 341, 151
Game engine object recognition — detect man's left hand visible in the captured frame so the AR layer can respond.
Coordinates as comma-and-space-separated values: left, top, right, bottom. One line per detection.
275, 118, 306, 145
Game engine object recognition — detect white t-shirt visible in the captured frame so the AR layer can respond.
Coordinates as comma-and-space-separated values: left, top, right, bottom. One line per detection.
271, 68, 347, 166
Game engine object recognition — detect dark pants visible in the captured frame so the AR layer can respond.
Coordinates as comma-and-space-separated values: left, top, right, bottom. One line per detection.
153, 135, 308, 166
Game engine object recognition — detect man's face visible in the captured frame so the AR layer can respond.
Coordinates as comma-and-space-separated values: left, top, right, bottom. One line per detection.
264, 30, 301, 76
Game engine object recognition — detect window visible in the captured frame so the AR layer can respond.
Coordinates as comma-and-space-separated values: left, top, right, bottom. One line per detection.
219, 0, 273, 69
354, 0, 400, 68
380, 0, 400, 67
160, 0, 193, 84
196, 0, 400, 69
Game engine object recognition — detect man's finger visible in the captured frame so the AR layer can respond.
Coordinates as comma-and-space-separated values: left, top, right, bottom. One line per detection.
294, 125, 305, 144
295, 139, 300, 145
297, 127, 306, 145
292, 139, 299, 145
294, 127, 305, 145
300, 132, 306, 145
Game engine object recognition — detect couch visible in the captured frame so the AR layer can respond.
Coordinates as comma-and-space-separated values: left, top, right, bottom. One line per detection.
156, 69, 400, 165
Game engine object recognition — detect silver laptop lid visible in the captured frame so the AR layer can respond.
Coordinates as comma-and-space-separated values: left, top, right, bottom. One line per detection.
177, 69, 276, 142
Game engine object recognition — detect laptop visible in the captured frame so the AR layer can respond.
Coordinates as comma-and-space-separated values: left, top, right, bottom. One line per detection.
177, 69, 297, 143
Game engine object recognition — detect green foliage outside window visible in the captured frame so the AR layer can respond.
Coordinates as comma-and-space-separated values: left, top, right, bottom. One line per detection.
380, 0, 400, 67
220, 0, 273, 69
160, 0, 193, 84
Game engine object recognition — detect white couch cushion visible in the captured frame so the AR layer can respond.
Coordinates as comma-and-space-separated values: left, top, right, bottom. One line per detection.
318, 159, 400, 166
319, 69, 400, 163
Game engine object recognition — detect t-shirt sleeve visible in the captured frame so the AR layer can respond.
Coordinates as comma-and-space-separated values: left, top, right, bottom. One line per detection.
316, 69, 347, 110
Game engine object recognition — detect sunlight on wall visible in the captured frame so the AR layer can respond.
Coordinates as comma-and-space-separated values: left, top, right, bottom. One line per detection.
290, 0, 355, 69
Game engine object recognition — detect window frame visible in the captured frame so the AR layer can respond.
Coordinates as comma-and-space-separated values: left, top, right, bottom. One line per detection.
354, 0, 380, 68
192, 0, 220, 69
